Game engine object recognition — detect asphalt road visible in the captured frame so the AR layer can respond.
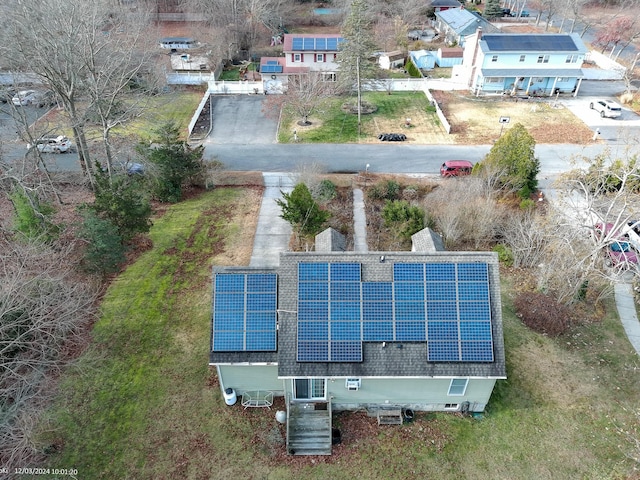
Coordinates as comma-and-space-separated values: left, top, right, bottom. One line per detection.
6, 80, 640, 178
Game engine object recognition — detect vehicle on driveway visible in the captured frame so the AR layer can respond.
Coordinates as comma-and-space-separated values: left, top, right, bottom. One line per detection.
12, 90, 37, 106
440, 160, 473, 177
27, 135, 73, 153
12, 89, 56, 107
594, 222, 638, 268
589, 99, 622, 118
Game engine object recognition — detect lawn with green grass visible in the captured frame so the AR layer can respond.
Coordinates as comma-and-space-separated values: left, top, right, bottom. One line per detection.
113, 90, 204, 141
40, 189, 640, 479
278, 91, 436, 144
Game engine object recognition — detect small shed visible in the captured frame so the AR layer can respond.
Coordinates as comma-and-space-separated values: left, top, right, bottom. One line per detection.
378, 50, 405, 70
436, 47, 463, 67
409, 50, 436, 70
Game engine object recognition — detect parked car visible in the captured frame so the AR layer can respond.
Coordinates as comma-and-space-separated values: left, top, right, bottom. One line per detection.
594, 222, 638, 268
27, 135, 73, 153
607, 240, 638, 267
520, 10, 530, 17
11, 89, 56, 107
440, 160, 473, 177
12, 90, 37, 106
589, 99, 622, 118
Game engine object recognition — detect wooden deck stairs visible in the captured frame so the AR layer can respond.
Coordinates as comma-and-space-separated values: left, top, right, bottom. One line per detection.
286, 401, 332, 455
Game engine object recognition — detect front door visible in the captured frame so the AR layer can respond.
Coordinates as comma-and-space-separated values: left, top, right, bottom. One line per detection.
293, 379, 326, 400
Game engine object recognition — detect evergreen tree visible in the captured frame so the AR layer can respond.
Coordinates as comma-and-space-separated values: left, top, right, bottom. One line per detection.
336, 0, 379, 129
91, 166, 152, 242
138, 121, 205, 203
484, 0, 504, 19
477, 123, 539, 198
381, 200, 425, 240
276, 183, 330, 237
78, 209, 126, 275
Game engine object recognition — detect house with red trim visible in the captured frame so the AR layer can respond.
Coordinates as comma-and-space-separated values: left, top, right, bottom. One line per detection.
260, 34, 344, 94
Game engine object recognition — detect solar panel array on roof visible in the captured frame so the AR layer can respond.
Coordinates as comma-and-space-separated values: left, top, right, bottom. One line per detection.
261, 64, 283, 73
213, 273, 277, 352
483, 34, 578, 52
290, 37, 343, 51
296, 262, 494, 363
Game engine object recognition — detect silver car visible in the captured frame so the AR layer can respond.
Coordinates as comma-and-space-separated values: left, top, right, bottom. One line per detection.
27, 135, 73, 153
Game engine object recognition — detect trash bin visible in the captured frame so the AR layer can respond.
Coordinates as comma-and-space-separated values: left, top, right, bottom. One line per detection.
223, 387, 237, 406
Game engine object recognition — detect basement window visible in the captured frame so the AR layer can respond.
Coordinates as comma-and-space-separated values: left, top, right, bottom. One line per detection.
444, 403, 459, 410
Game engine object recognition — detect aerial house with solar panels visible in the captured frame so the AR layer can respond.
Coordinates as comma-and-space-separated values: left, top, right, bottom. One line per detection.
457, 29, 588, 96
259, 34, 344, 94
210, 229, 506, 455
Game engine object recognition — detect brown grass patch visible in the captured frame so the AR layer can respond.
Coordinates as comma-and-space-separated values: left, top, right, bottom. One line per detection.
361, 102, 453, 144
432, 90, 594, 144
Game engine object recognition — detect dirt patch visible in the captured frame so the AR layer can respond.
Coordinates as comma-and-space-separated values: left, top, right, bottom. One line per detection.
431, 90, 594, 144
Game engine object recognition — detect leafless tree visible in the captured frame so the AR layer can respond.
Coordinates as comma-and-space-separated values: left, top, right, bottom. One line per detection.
81, 9, 157, 176
423, 177, 507, 249
179, 0, 287, 54
0, 237, 99, 466
538, 148, 640, 303
283, 72, 337, 127
501, 208, 550, 268
2, 0, 155, 184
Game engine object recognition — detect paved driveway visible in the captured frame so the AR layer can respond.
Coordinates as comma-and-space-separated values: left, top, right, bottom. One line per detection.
208, 95, 278, 144
561, 82, 640, 143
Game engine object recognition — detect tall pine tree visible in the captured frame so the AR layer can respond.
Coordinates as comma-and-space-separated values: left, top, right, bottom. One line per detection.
484, 0, 504, 19
336, 0, 379, 131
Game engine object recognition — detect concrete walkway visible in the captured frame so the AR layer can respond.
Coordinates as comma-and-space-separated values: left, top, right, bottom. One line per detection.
614, 283, 640, 354
353, 188, 368, 252
249, 172, 294, 268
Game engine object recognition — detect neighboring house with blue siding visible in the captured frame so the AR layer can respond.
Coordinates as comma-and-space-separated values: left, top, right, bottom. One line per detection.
434, 8, 499, 47
210, 228, 506, 455
459, 29, 588, 96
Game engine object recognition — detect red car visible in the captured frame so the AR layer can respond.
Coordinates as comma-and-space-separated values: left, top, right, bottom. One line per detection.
594, 222, 639, 268
440, 160, 473, 177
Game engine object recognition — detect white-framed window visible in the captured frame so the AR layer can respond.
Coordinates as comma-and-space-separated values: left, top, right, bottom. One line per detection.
557, 77, 570, 82
519, 55, 526, 62
316, 53, 325, 62
532, 77, 544, 83
444, 403, 459, 410
321, 72, 337, 82
565, 54, 578, 63
491, 55, 498, 62
537, 55, 549, 64
484, 77, 504, 84
448, 378, 468, 396
293, 53, 302, 62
